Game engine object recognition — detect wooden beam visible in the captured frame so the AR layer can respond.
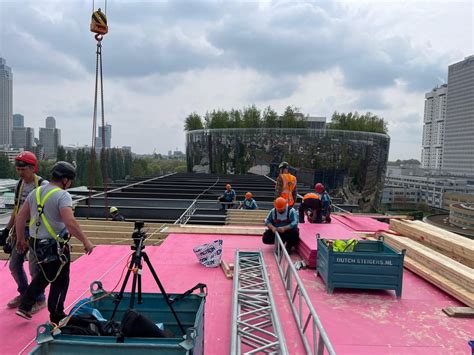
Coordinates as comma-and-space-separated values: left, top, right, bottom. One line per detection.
221, 260, 233, 279
333, 213, 413, 220
442, 307, 474, 318
399, 254, 474, 308
382, 233, 474, 293
389, 219, 474, 268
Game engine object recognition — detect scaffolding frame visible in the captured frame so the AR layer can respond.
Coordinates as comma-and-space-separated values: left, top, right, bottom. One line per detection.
230, 250, 288, 354
273, 232, 336, 355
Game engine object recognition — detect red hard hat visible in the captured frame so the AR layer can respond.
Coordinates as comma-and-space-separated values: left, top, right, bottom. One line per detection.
315, 183, 324, 193
245, 192, 252, 199
15, 151, 38, 173
274, 197, 287, 210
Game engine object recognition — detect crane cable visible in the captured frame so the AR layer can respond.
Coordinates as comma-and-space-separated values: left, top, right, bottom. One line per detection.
88, 2, 109, 220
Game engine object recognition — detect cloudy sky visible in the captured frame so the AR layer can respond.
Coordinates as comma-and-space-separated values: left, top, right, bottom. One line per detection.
0, 0, 472, 159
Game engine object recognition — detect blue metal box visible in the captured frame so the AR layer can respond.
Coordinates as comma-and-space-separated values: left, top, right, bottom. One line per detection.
30, 286, 206, 355
316, 236, 405, 297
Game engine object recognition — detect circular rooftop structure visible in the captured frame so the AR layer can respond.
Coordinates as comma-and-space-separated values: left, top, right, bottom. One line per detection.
186, 128, 390, 211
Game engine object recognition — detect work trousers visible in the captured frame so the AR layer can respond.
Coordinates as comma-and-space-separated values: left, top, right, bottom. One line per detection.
298, 198, 323, 223
9, 230, 45, 302
262, 227, 300, 252
218, 196, 234, 210
19, 245, 70, 324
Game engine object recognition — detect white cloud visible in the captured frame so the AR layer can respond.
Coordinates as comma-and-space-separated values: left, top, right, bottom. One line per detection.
1, 0, 472, 158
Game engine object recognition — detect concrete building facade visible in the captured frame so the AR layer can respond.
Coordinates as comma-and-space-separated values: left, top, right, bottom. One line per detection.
442, 55, 474, 174
383, 166, 474, 209
13, 114, 24, 128
39, 127, 61, 159
421, 84, 447, 169
12, 127, 34, 150
0, 58, 13, 147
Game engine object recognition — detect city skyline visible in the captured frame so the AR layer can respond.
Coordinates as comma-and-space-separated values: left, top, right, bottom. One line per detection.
0, 1, 472, 159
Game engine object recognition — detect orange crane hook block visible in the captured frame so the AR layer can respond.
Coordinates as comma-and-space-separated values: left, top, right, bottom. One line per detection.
90, 8, 108, 36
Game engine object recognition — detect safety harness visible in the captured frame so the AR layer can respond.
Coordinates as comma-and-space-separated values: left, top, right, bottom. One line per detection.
273, 208, 291, 224
29, 186, 70, 282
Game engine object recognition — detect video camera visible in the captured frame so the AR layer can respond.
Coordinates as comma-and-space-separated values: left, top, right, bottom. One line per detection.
131, 220, 146, 251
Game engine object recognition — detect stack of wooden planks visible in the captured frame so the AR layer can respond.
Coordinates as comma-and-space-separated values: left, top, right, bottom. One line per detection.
379, 219, 474, 308
225, 209, 269, 226
389, 219, 474, 267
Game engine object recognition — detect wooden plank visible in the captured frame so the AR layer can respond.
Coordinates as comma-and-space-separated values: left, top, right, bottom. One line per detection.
220, 260, 233, 279
382, 234, 474, 292
442, 307, 474, 318
389, 219, 474, 268
400, 255, 474, 308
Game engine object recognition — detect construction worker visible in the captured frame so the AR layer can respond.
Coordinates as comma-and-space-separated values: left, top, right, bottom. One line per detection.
14, 161, 95, 322
298, 192, 322, 223
1, 152, 47, 313
262, 197, 300, 254
217, 184, 236, 210
315, 183, 332, 223
275, 162, 297, 208
239, 192, 258, 210
110, 206, 125, 221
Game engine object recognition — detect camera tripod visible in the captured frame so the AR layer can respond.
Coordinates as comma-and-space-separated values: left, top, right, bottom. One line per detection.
110, 227, 186, 335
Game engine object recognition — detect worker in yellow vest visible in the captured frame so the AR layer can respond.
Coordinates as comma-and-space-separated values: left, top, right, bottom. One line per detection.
275, 162, 297, 208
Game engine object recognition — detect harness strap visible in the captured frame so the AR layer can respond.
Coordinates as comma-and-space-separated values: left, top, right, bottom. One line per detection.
29, 187, 62, 241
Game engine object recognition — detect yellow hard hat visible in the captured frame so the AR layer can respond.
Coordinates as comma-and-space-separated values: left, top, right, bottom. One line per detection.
110, 206, 118, 214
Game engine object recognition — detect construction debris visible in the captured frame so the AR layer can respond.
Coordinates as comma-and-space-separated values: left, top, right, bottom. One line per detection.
442, 307, 474, 318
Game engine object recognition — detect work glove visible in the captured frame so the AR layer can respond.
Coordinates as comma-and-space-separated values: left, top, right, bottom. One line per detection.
0, 228, 9, 246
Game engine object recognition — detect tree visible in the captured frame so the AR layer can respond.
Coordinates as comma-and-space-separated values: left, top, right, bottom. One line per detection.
262, 106, 279, 128
242, 105, 261, 128
184, 113, 204, 131
229, 109, 243, 128
281, 106, 300, 128
0, 153, 14, 178
328, 111, 388, 134
207, 110, 230, 129
56, 146, 66, 161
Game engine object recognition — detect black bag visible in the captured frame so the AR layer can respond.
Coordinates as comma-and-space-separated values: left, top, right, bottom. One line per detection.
120, 309, 171, 338
31, 238, 59, 263
61, 314, 120, 336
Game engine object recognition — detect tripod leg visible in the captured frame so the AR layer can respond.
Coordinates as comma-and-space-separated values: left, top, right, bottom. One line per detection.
129, 270, 138, 310
110, 257, 135, 320
137, 271, 142, 304
142, 252, 186, 335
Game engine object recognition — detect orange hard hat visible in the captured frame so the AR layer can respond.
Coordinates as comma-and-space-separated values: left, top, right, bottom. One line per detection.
274, 197, 287, 210
245, 192, 252, 199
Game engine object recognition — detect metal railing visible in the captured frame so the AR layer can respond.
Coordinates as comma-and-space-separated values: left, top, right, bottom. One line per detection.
230, 250, 288, 354
273, 232, 335, 355
173, 199, 198, 225
173, 176, 221, 225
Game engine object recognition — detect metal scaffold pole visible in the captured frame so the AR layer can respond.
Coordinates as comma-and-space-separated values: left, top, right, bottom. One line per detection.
230, 250, 288, 354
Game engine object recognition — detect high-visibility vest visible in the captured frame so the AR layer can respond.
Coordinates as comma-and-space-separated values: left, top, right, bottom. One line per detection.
303, 193, 320, 201
29, 186, 62, 241
280, 173, 296, 206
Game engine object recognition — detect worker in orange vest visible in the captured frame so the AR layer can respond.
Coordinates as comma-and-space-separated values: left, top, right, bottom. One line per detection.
298, 192, 322, 223
275, 162, 297, 208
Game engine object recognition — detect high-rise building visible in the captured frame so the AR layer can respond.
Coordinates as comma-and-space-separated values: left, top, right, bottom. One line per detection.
0, 58, 13, 147
95, 124, 112, 150
39, 117, 61, 159
12, 127, 34, 150
421, 84, 447, 169
442, 55, 474, 175
45, 116, 56, 129
13, 114, 24, 128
